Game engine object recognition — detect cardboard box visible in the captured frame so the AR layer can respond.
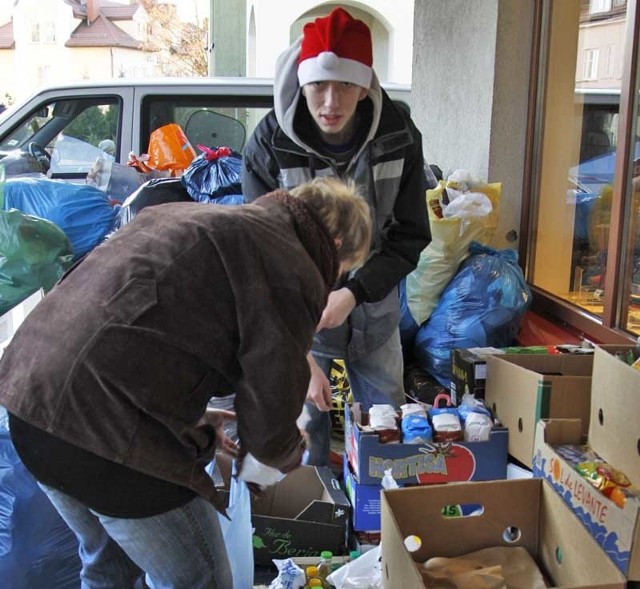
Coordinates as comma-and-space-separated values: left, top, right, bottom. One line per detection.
344, 454, 484, 532
345, 402, 508, 486
380, 478, 626, 588
450, 347, 504, 403
533, 419, 640, 580
0, 289, 44, 359
450, 346, 561, 404
214, 455, 351, 566
532, 342, 640, 580
484, 353, 593, 467
343, 454, 383, 532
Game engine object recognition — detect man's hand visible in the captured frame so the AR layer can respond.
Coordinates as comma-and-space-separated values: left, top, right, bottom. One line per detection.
199, 408, 239, 458
305, 353, 332, 412
316, 287, 356, 332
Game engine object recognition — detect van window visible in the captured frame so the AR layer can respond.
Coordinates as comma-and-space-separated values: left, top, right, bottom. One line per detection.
141, 95, 272, 155
0, 96, 121, 178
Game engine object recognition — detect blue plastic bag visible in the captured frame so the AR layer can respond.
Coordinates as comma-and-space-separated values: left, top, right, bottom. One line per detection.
414, 242, 532, 388
399, 277, 420, 357
0, 407, 81, 588
3, 177, 117, 259
181, 145, 243, 204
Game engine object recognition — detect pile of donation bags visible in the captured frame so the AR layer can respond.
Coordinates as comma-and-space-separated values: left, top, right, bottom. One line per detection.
400, 170, 532, 389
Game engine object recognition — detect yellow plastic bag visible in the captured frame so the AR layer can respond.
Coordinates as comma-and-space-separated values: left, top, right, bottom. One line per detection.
147, 123, 196, 176
405, 179, 502, 326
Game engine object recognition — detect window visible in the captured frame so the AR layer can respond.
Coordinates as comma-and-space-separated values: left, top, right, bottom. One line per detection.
42, 21, 56, 44
30, 20, 55, 44
141, 95, 272, 155
583, 48, 599, 80
30, 22, 39, 43
0, 97, 121, 178
37, 65, 51, 87
605, 44, 615, 78
590, 0, 612, 14
528, 1, 640, 339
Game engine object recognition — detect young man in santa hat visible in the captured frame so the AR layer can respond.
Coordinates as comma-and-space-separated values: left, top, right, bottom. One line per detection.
242, 6, 431, 466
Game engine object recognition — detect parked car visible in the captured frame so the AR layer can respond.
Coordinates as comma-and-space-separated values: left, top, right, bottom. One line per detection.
0, 77, 412, 182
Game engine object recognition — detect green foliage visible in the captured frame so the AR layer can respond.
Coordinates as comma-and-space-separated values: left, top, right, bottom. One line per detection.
65, 105, 117, 146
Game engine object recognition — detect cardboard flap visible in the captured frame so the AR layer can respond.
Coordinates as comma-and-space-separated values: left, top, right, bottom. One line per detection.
251, 466, 323, 518
539, 479, 627, 587
535, 419, 583, 447
297, 499, 339, 524
493, 353, 593, 376
589, 345, 640, 487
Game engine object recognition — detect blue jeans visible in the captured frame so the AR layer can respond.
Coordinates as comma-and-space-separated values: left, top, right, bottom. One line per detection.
38, 483, 232, 589
304, 328, 405, 466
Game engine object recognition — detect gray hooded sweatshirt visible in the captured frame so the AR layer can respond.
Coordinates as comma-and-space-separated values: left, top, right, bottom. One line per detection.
242, 38, 431, 360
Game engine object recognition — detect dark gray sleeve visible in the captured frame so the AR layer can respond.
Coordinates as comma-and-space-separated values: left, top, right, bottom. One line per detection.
241, 153, 276, 203
241, 113, 280, 203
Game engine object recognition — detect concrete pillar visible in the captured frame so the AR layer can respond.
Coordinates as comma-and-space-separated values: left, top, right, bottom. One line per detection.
209, 0, 246, 76
412, 0, 534, 249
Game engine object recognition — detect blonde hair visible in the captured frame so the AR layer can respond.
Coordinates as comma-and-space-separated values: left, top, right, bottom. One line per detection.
291, 177, 372, 270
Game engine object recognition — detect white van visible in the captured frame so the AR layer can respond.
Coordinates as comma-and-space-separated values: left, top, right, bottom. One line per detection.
0, 77, 412, 182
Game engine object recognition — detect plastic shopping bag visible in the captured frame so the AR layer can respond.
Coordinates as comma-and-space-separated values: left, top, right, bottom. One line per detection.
216, 460, 254, 589
414, 242, 532, 388
147, 123, 197, 176
403, 176, 501, 327
181, 145, 243, 203
0, 407, 81, 588
0, 209, 73, 314
3, 177, 116, 259
326, 544, 382, 589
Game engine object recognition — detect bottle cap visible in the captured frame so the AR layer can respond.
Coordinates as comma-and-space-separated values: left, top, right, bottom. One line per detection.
320, 550, 333, 559
306, 566, 319, 576
349, 549, 360, 559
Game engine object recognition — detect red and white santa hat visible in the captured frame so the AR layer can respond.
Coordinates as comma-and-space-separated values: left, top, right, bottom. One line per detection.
297, 7, 373, 90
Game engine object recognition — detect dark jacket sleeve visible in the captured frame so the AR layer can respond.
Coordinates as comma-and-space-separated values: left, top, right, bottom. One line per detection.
345, 117, 431, 304
242, 112, 280, 203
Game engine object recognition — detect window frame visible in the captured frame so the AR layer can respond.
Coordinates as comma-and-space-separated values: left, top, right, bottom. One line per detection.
522, 0, 640, 345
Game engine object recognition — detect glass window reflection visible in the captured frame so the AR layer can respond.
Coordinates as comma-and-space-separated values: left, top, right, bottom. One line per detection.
532, 0, 631, 327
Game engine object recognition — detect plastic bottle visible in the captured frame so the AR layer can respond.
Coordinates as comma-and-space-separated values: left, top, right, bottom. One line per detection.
317, 551, 333, 588
305, 565, 320, 584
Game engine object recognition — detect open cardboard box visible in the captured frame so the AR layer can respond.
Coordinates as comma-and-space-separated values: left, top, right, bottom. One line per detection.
345, 402, 508, 486
485, 353, 593, 467
532, 343, 640, 580
381, 478, 626, 588
214, 453, 350, 566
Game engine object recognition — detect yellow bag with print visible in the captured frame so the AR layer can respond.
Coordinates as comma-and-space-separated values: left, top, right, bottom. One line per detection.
405, 179, 501, 326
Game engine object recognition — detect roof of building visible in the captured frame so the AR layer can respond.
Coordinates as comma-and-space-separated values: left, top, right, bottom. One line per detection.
66, 12, 141, 48
0, 19, 14, 49
63, 0, 139, 21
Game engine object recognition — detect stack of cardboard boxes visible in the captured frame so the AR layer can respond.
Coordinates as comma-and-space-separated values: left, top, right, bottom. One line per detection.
342, 399, 509, 542
378, 343, 639, 587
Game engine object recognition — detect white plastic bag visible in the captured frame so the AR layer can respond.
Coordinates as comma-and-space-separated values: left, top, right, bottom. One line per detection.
326, 545, 383, 589
268, 559, 306, 589
217, 461, 254, 589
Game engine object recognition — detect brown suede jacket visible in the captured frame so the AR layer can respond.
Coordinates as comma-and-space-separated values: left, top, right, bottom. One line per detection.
0, 195, 335, 512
